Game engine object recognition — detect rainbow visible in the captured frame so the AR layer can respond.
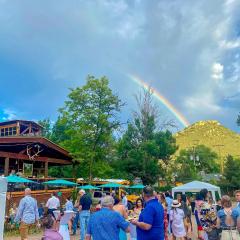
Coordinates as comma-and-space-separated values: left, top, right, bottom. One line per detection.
128, 74, 190, 127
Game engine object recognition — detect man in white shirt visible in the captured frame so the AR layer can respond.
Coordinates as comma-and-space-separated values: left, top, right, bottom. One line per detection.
46, 192, 60, 217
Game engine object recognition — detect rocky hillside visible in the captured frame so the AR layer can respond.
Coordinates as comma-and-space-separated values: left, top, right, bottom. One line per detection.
175, 120, 240, 158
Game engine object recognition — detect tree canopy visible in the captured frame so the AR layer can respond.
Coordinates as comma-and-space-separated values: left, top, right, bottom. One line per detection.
115, 89, 177, 185
39, 75, 226, 185
222, 155, 240, 191
50, 76, 123, 181
175, 145, 219, 182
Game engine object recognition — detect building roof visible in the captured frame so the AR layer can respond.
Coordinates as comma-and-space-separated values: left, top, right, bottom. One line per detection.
172, 180, 220, 192
0, 137, 72, 165
0, 120, 43, 129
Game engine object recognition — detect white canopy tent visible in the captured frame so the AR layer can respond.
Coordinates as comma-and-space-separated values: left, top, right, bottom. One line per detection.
0, 177, 7, 240
172, 180, 221, 202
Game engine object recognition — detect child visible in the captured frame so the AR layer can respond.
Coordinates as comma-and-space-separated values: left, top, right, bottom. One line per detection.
38, 203, 45, 219
42, 214, 63, 240
9, 203, 18, 224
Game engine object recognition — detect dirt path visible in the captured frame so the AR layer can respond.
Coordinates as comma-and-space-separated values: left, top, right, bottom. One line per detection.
4, 232, 80, 240
4, 216, 198, 239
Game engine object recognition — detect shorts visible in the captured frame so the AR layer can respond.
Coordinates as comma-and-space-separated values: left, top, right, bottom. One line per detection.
19, 222, 33, 240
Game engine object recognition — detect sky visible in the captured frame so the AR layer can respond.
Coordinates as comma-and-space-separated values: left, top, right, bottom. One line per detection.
0, 0, 240, 132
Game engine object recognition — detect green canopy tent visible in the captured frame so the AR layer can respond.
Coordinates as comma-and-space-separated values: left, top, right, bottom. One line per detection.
43, 179, 78, 205
129, 184, 145, 189
78, 185, 100, 190
6, 175, 37, 211
42, 179, 78, 186
99, 182, 128, 198
6, 175, 35, 183
99, 182, 126, 188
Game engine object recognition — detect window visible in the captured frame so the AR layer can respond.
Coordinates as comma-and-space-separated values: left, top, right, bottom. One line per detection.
93, 192, 102, 198
4, 128, 9, 136
9, 127, 13, 136
13, 127, 17, 135
0, 126, 17, 136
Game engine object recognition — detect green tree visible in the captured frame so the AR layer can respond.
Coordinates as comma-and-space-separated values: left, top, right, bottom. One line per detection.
116, 89, 177, 185
175, 149, 199, 182
38, 119, 52, 139
237, 114, 240, 126
223, 155, 240, 191
175, 145, 219, 182
53, 75, 123, 181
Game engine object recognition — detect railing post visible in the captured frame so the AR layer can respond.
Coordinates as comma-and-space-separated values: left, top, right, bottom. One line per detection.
4, 157, 9, 176
44, 161, 48, 178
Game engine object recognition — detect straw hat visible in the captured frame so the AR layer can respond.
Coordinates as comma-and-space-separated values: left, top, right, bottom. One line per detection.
171, 200, 181, 208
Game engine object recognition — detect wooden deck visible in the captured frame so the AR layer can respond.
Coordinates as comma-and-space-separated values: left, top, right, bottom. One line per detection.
6, 188, 73, 213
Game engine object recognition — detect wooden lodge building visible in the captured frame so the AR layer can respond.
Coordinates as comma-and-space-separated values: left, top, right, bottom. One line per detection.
0, 120, 72, 178
0, 120, 73, 208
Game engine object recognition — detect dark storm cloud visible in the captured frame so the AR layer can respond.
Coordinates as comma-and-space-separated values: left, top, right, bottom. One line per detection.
0, 0, 239, 130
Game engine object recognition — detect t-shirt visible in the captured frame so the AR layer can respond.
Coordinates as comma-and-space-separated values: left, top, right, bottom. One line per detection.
236, 204, 240, 214
42, 229, 63, 240
137, 199, 164, 240
80, 194, 92, 211
87, 208, 129, 240
65, 200, 74, 211
46, 196, 60, 209
237, 203, 240, 208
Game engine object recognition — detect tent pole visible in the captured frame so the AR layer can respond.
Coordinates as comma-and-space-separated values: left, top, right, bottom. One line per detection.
211, 191, 216, 203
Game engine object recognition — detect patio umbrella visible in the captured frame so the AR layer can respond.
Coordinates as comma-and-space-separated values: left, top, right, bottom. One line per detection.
99, 182, 126, 188
6, 175, 35, 183
43, 179, 78, 206
42, 179, 78, 186
6, 176, 37, 210
78, 184, 100, 190
129, 184, 145, 189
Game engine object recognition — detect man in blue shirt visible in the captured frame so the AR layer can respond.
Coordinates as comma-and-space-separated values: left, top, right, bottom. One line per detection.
15, 188, 40, 240
131, 186, 164, 240
86, 196, 130, 240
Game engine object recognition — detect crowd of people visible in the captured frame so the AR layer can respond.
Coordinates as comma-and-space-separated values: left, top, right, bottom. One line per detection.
7, 186, 240, 240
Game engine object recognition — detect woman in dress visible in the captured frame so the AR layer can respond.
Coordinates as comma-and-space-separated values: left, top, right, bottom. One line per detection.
217, 195, 240, 240
181, 194, 192, 240
113, 197, 128, 240
195, 189, 218, 240
133, 198, 143, 215
130, 198, 144, 240
170, 200, 186, 240
65, 197, 74, 235
194, 192, 205, 239
58, 209, 74, 240
158, 193, 169, 240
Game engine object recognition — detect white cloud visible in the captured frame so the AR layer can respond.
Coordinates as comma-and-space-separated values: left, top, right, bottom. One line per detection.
2, 109, 17, 120
211, 62, 224, 80
0, 0, 239, 130
185, 95, 221, 114
219, 39, 240, 49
